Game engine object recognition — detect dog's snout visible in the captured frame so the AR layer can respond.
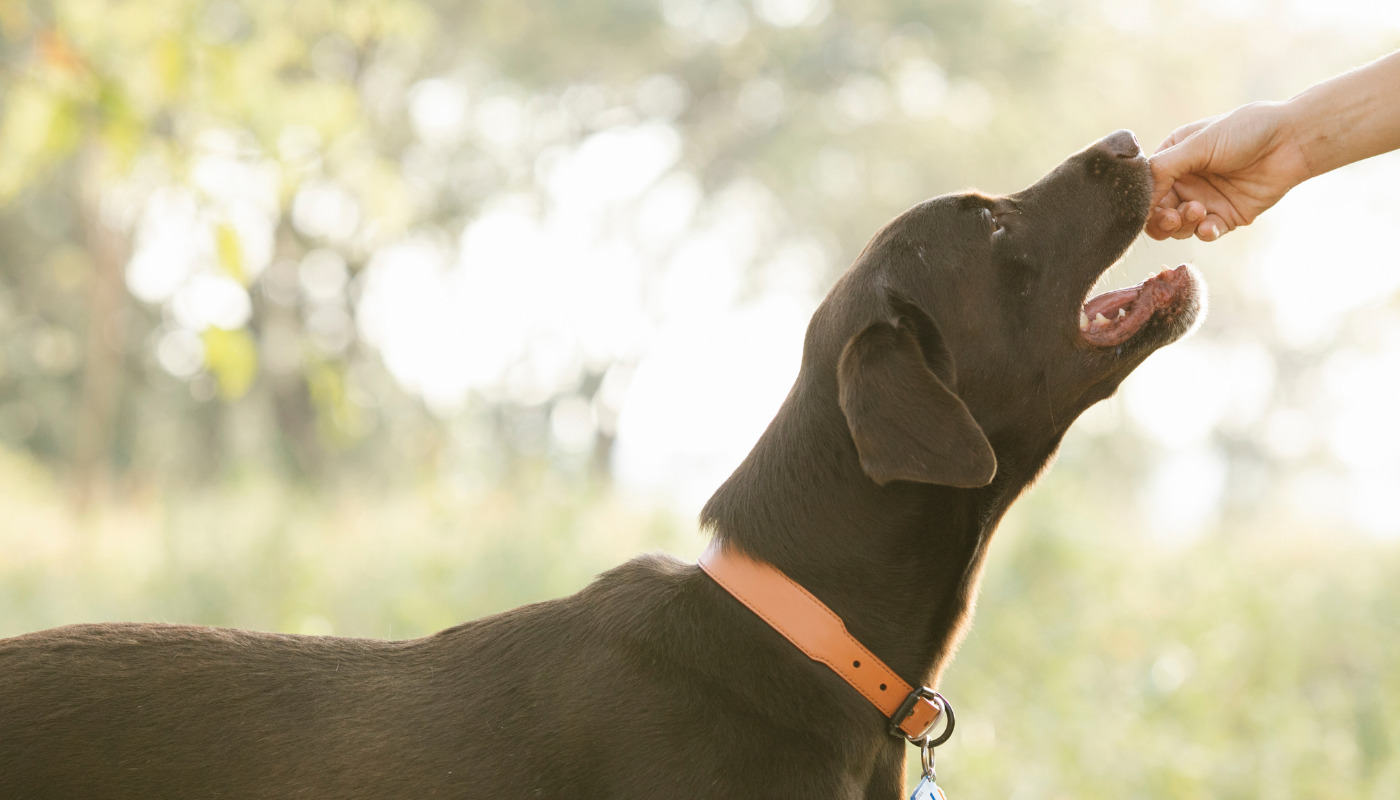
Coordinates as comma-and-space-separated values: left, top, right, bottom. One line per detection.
1096, 129, 1142, 159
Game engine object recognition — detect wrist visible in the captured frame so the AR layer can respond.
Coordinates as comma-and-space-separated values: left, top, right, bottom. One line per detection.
1265, 97, 1328, 185
1276, 94, 1324, 180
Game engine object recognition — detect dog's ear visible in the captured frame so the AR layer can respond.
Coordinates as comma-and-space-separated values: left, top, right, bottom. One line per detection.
837, 302, 996, 488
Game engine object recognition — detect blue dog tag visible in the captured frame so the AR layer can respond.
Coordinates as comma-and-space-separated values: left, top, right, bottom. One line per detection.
909, 776, 947, 800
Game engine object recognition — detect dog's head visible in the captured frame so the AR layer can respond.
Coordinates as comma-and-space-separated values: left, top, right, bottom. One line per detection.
814, 130, 1204, 489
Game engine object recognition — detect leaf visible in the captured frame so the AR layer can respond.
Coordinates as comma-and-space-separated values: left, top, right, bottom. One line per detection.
97, 79, 144, 169
200, 327, 258, 400
214, 223, 247, 285
0, 81, 85, 201
0, 83, 57, 166
306, 360, 365, 448
155, 36, 185, 98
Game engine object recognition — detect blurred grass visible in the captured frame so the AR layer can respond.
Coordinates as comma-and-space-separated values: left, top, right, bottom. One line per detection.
933, 476, 1400, 799
3, 447, 1398, 798
0, 445, 695, 640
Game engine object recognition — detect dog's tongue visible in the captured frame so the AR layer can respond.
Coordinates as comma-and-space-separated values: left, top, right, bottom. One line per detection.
1079, 265, 1191, 347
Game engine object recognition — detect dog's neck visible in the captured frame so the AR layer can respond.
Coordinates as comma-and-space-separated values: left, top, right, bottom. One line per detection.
700, 383, 1054, 688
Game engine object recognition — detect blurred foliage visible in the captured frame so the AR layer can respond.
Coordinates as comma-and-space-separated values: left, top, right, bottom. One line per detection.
932, 468, 1400, 798
1, 0, 1388, 494
0, 446, 679, 639
1, 450, 1397, 797
2, 0, 1400, 797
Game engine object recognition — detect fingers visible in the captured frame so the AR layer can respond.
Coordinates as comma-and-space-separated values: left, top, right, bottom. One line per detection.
1144, 182, 1182, 240
1145, 200, 1202, 242
1145, 206, 1180, 240
1147, 200, 1234, 242
1197, 213, 1231, 242
1168, 201, 1207, 240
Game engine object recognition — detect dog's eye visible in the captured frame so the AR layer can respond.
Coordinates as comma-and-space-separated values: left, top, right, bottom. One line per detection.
983, 208, 1005, 236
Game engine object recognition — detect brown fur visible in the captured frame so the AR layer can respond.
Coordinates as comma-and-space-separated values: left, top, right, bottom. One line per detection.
0, 130, 1200, 799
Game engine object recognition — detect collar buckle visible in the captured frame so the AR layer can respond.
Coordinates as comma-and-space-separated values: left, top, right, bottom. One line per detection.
889, 688, 955, 745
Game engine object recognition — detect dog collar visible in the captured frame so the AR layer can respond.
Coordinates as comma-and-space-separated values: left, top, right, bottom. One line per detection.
698, 540, 952, 743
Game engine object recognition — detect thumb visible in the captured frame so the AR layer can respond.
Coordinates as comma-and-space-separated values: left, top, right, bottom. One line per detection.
1148, 122, 1216, 208
1149, 146, 1191, 208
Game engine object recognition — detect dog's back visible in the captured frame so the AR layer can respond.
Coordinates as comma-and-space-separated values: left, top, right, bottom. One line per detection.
1, 606, 575, 797
1, 621, 464, 796
0, 554, 742, 800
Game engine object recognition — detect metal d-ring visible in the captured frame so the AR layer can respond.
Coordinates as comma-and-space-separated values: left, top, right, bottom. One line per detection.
921, 691, 955, 748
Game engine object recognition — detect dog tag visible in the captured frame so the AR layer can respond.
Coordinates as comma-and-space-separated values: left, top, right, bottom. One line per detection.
909, 776, 947, 800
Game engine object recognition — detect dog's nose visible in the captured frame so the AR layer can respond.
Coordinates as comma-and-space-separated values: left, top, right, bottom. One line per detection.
1095, 129, 1142, 159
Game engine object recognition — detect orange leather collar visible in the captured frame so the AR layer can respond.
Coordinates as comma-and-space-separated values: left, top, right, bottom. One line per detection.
698, 540, 945, 742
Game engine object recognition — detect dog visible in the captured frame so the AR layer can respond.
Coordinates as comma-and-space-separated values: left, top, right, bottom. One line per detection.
0, 129, 1201, 799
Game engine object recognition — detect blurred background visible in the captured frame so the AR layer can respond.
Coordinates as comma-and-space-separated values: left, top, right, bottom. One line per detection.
2, 0, 1398, 795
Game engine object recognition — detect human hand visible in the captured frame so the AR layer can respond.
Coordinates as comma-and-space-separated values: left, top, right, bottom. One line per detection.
1146, 102, 1312, 241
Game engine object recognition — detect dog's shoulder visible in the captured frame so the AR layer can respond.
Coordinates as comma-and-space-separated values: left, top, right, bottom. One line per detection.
593, 550, 694, 586
577, 552, 711, 615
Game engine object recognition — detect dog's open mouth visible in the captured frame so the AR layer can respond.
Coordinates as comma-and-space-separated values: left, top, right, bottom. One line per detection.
1078, 264, 1199, 347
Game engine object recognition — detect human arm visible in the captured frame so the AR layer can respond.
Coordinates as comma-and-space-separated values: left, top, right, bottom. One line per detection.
1147, 50, 1400, 241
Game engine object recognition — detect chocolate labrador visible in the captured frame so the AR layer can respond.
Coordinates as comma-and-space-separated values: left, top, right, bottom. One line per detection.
0, 130, 1202, 799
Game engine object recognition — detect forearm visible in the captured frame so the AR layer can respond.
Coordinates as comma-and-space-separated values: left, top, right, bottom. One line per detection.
1282, 50, 1400, 179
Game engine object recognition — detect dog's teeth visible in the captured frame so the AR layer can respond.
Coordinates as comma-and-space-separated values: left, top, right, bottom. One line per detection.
1079, 311, 1089, 330
1117, 308, 1126, 319
1094, 312, 1110, 326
